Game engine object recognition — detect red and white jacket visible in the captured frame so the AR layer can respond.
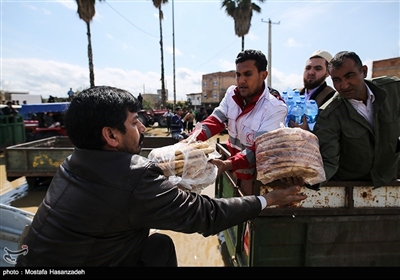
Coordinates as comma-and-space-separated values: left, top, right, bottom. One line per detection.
197, 83, 287, 180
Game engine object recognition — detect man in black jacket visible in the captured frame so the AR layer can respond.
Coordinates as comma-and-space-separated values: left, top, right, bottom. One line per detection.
16, 86, 306, 267
1, 101, 18, 116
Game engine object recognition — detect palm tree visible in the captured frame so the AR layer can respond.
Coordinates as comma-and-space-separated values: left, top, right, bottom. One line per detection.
76, 0, 103, 87
221, 0, 265, 51
152, 0, 168, 109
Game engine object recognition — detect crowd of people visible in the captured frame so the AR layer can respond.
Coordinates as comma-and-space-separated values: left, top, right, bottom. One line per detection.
162, 105, 215, 139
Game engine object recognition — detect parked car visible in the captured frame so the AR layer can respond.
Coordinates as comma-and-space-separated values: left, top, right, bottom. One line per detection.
17, 102, 69, 141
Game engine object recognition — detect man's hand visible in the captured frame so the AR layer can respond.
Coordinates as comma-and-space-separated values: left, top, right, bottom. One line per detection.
288, 115, 310, 131
280, 176, 305, 186
263, 185, 307, 207
209, 159, 232, 177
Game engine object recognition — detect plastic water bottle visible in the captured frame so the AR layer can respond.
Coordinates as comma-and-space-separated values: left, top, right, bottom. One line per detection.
286, 89, 294, 99
289, 101, 305, 125
285, 96, 295, 126
293, 89, 301, 103
281, 91, 288, 103
286, 96, 295, 111
305, 100, 319, 130
299, 95, 306, 111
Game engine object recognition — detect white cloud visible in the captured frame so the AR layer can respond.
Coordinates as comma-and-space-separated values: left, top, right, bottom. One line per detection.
218, 59, 235, 72
166, 46, 182, 56
270, 67, 302, 92
41, 8, 52, 15
1, 58, 203, 103
364, 59, 373, 79
57, 1, 76, 11
245, 31, 258, 42
284, 38, 302, 48
26, 4, 38, 11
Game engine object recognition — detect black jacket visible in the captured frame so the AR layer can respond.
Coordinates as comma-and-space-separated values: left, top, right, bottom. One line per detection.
16, 148, 261, 266
299, 81, 336, 107
1, 106, 18, 115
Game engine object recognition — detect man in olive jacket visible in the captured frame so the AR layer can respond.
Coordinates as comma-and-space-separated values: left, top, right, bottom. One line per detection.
314, 51, 400, 189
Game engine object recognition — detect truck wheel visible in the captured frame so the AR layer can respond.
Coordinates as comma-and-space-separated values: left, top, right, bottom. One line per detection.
138, 114, 148, 127
158, 117, 167, 127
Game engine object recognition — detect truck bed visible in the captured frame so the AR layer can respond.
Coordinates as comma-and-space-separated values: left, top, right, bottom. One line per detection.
5, 136, 178, 183
215, 142, 400, 267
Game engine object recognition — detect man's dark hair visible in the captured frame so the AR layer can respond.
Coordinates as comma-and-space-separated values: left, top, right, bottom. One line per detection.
329, 51, 363, 73
64, 86, 139, 149
235, 49, 268, 72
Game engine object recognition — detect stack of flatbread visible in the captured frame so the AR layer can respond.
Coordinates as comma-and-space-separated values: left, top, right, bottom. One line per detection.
148, 141, 218, 193
255, 127, 326, 185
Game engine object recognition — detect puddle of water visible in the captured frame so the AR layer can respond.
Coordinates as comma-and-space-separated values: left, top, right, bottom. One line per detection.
0, 182, 29, 205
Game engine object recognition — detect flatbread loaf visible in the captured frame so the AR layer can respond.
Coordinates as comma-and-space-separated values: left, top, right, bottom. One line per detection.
148, 140, 219, 189
256, 127, 319, 147
177, 162, 218, 194
255, 127, 325, 185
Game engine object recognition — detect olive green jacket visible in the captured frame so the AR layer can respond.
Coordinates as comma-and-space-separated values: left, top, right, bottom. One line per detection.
314, 78, 400, 188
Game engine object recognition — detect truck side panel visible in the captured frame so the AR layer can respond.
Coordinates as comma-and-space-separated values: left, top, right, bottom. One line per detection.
215, 142, 400, 267
249, 215, 400, 267
5, 136, 178, 183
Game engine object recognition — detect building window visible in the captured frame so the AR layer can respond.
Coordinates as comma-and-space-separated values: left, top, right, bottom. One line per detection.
213, 80, 218, 86
203, 82, 207, 87
213, 93, 217, 99
203, 94, 207, 98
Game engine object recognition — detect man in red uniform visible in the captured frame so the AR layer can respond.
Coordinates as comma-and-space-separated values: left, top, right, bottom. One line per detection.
194, 49, 288, 194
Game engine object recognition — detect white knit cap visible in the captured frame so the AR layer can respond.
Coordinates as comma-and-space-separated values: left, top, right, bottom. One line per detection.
309, 50, 332, 63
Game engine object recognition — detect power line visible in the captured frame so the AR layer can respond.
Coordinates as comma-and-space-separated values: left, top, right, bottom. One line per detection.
104, 1, 159, 38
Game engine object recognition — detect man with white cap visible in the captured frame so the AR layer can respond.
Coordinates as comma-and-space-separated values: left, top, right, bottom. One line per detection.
298, 50, 336, 107
288, 50, 337, 131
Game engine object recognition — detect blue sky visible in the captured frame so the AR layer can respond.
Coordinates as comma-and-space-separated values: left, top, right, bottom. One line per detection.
1, 0, 399, 102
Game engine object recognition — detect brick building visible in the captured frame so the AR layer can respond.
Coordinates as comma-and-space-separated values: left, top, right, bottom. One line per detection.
201, 71, 236, 107
372, 57, 400, 78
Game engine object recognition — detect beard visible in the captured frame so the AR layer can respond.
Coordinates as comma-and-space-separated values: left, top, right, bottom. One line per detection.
303, 75, 327, 90
119, 133, 145, 155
